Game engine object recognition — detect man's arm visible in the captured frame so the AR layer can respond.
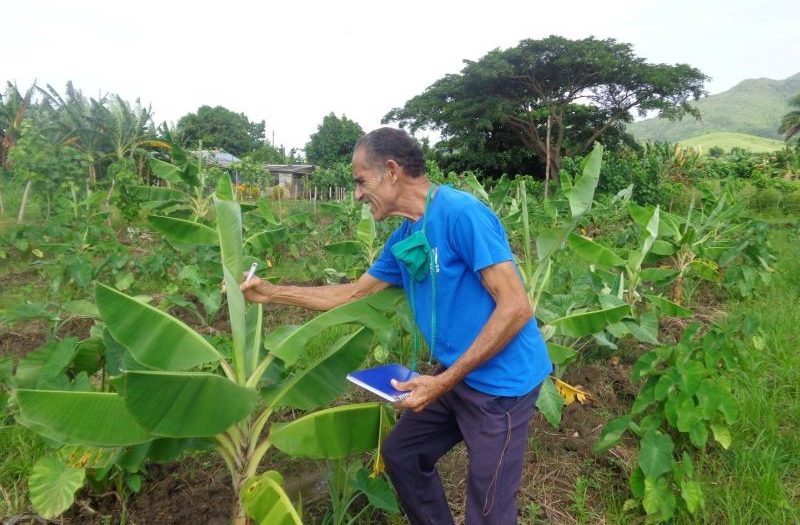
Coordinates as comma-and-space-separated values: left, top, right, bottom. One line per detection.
240, 271, 392, 311
394, 261, 533, 412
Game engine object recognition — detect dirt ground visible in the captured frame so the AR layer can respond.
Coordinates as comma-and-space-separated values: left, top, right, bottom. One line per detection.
1, 266, 653, 525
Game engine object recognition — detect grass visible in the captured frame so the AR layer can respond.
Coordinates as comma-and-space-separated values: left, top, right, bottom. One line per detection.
0, 424, 47, 519
676, 225, 800, 524
679, 132, 787, 154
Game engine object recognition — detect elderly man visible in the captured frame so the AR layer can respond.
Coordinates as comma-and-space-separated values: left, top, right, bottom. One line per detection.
241, 127, 552, 525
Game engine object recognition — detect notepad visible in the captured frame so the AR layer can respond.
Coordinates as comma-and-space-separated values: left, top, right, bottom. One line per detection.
346, 363, 418, 402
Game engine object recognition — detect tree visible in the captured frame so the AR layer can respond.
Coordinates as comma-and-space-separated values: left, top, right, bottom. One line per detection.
176, 105, 265, 157
384, 36, 707, 178
305, 113, 364, 167
779, 93, 800, 144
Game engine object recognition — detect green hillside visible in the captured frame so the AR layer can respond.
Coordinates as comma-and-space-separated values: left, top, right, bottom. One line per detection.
679, 132, 787, 153
629, 72, 800, 143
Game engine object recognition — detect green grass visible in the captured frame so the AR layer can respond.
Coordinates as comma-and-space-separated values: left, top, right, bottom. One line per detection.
0, 425, 47, 518
679, 132, 788, 154
674, 226, 800, 524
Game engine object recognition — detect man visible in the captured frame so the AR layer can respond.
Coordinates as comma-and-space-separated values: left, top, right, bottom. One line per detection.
241, 127, 552, 524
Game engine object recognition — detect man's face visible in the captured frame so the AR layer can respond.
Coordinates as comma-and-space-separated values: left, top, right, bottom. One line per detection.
352, 148, 396, 221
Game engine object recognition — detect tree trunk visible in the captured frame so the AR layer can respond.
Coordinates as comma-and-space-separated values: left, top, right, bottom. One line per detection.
0, 187, 5, 216
671, 274, 684, 305
17, 179, 32, 223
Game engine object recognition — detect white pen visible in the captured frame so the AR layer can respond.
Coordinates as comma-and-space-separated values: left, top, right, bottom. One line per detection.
244, 262, 258, 283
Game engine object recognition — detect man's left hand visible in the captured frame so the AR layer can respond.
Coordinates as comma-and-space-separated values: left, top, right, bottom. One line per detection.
392, 375, 451, 412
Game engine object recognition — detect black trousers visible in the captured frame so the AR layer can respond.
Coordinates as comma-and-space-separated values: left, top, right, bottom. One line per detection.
382, 381, 540, 525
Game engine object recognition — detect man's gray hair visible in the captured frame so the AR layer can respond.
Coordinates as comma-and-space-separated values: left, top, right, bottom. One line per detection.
354, 127, 425, 178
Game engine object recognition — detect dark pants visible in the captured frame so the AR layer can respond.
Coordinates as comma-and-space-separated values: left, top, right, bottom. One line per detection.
382, 380, 540, 525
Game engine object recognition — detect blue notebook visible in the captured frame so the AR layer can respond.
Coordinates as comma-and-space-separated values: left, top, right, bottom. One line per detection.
346, 363, 418, 402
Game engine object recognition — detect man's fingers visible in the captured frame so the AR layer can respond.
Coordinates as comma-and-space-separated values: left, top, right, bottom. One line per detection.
391, 378, 415, 391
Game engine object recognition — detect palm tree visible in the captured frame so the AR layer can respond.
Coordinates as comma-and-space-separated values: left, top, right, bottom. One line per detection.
779, 93, 800, 143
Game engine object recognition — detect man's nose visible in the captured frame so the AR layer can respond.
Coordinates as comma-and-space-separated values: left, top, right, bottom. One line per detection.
354, 186, 364, 201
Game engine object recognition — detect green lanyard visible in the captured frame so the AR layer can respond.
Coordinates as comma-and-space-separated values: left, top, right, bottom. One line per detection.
390, 185, 437, 372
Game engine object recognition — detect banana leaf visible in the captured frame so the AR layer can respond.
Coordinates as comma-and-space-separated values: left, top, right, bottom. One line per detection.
121, 371, 257, 438
324, 240, 363, 257
628, 206, 660, 272
567, 233, 625, 267
267, 328, 373, 411
223, 265, 247, 381
246, 227, 288, 251
128, 185, 183, 203
16, 390, 152, 446
96, 283, 221, 371
265, 289, 404, 366
148, 215, 218, 245
242, 471, 303, 525
551, 305, 631, 338
215, 196, 244, 278
565, 144, 602, 219
148, 157, 183, 185
644, 294, 693, 318
270, 402, 383, 458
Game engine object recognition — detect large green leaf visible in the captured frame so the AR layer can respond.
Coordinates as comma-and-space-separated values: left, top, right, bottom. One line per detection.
96, 283, 221, 371
245, 302, 263, 378
536, 227, 569, 261
242, 471, 303, 525
643, 476, 676, 520
223, 265, 248, 382
15, 338, 78, 389
356, 204, 376, 254
216, 173, 235, 200
567, 233, 625, 267
594, 415, 631, 453
28, 455, 86, 519
122, 371, 257, 438
565, 143, 602, 219
17, 390, 152, 446
215, 197, 244, 278
644, 294, 693, 318
551, 305, 630, 338
268, 328, 373, 411
128, 185, 183, 203
270, 402, 383, 458
148, 215, 218, 245
547, 343, 577, 367
535, 377, 564, 427
265, 289, 404, 366
148, 157, 183, 184
628, 205, 660, 272
638, 430, 674, 478
246, 227, 288, 251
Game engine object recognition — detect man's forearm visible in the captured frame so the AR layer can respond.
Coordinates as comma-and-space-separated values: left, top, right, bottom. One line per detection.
269, 282, 360, 311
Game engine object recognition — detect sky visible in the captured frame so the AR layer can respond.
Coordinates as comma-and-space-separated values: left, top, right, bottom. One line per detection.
3, 0, 798, 151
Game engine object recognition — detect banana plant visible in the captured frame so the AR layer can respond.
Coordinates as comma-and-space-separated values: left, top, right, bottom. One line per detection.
513, 144, 635, 426
14, 175, 405, 524
323, 203, 379, 278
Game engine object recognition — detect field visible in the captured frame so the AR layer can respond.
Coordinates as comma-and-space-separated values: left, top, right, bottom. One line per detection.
1, 141, 799, 525
679, 132, 787, 154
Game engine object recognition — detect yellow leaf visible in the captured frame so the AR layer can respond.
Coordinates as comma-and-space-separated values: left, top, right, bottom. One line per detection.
552, 376, 593, 405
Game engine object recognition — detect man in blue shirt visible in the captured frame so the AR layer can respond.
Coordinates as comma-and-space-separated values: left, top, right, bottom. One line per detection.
242, 127, 552, 525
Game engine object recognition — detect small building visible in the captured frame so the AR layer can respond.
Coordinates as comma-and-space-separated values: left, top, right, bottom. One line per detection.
264, 164, 316, 198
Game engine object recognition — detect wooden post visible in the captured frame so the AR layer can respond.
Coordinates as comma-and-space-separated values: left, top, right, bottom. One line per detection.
544, 115, 551, 201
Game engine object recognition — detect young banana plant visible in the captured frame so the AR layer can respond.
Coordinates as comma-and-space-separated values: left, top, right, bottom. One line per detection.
15, 175, 403, 525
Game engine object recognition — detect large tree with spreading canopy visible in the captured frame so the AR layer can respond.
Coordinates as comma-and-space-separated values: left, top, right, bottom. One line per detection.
384, 35, 708, 178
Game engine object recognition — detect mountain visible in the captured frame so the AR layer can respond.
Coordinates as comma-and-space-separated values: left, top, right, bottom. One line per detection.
678, 132, 786, 153
628, 72, 800, 143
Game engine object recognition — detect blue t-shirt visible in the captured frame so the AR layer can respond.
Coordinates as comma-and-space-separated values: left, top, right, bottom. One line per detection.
367, 186, 552, 396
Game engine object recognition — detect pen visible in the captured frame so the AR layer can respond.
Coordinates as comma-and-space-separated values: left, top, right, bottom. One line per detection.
244, 262, 258, 283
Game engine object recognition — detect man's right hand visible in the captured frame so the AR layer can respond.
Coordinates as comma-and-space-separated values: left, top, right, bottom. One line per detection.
240, 274, 277, 304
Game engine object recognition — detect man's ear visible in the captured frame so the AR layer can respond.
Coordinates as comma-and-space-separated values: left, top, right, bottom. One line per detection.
385, 159, 400, 183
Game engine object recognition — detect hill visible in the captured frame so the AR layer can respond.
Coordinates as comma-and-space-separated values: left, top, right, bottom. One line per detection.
628, 72, 800, 143
679, 132, 787, 153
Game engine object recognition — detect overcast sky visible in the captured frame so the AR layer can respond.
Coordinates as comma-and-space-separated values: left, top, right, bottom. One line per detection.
4, 0, 798, 151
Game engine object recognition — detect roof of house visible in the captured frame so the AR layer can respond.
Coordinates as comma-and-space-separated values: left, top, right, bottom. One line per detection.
195, 150, 241, 167
264, 164, 316, 175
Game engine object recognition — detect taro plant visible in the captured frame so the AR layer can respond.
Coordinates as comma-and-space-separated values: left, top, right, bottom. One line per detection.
594, 321, 744, 523
14, 175, 407, 524
323, 203, 379, 279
